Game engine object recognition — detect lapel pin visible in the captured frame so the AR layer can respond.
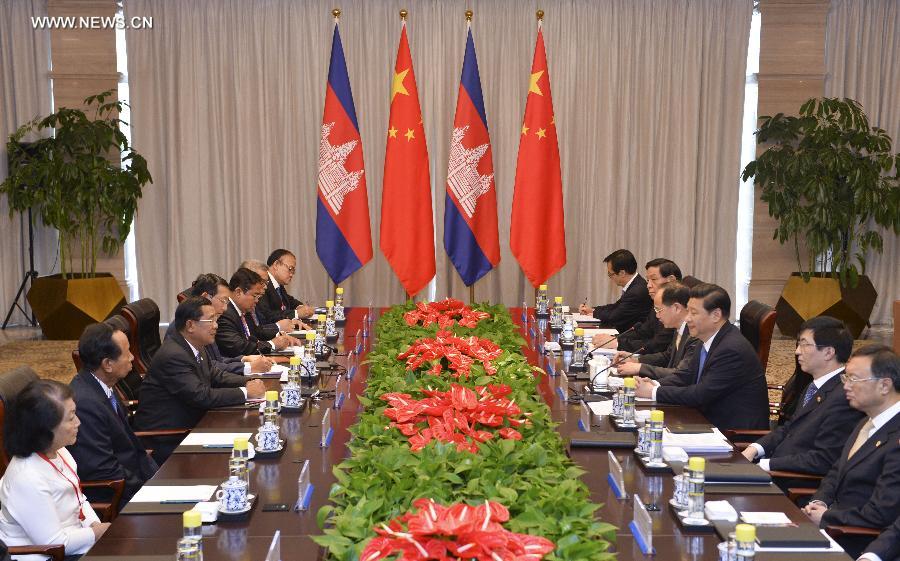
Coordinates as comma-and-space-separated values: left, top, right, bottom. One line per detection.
875, 440, 882, 447
816, 396, 822, 403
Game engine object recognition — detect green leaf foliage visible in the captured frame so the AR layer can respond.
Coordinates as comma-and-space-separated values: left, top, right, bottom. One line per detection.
741, 97, 900, 287
314, 304, 616, 561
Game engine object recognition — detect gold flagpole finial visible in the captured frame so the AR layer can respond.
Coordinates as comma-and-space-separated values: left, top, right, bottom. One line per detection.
465, 10, 473, 22
399, 9, 407, 20
536, 9, 544, 21
332, 8, 341, 20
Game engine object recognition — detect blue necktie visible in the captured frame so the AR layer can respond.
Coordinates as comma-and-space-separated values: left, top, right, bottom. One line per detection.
278, 286, 289, 311
801, 383, 817, 408
109, 392, 126, 423
695, 347, 708, 384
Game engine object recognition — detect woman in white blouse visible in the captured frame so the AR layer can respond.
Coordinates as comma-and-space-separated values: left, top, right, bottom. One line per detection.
0, 380, 110, 560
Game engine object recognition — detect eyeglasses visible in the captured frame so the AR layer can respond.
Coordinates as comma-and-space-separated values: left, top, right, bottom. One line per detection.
197, 318, 217, 325
653, 306, 661, 313
796, 341, 826, 350
277, 260, 296, 274
606, 270, 618, 278
251, 293, 264, 301
840, 373, 880, 385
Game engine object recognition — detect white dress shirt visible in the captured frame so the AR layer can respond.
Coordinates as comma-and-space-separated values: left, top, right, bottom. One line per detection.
621, 273, 638, 294
0, 448, 101, 559
753, 367, 845, 470
649, 326, 721, 401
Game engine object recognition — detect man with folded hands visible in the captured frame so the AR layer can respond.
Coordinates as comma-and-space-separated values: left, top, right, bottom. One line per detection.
740, 317, 863, 490
802, 345, 900, 558
136, 297, 266, 462
614, 282, 700, 380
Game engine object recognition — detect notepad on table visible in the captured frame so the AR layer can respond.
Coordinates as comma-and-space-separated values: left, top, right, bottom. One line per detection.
180, 432, 254, 447
129, 485, 218, 504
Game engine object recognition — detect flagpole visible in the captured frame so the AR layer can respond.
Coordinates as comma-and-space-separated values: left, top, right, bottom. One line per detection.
466, 7, 474, 307
333, 7, 340, 22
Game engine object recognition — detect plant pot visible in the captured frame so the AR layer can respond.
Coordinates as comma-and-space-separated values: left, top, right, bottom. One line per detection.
775, 273, 877, 338
26, 273, 126, 340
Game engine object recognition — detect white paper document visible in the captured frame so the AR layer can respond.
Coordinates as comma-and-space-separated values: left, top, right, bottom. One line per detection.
573, 313, 602, 324
289, 330, 315, 338
587, 400, 614, 416
739, 512, 793, 526
180, 432, 254, 447
130, 485, 218, 503
661, 427, 733, 453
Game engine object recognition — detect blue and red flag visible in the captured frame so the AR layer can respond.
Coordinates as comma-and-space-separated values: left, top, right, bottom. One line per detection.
443, 25, 500, 287
316, 20, 372, 285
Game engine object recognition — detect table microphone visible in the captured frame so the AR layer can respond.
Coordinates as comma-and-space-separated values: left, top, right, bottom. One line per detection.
585, 346, 644, 395
587, 325, 636, 357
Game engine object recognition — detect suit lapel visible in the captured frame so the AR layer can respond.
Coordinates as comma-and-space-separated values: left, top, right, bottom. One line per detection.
844, 413, 900, 472
791, 371, 844, 422
82, 371, 119, 418
698, 323, 731, 378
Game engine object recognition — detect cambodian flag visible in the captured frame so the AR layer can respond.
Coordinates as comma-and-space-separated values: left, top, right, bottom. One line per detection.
443, 26, 500, 287
316, 21, 372, 285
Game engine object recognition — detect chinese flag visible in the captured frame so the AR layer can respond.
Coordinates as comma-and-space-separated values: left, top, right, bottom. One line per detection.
510, 24, 566, 288
380, 20, 434, 297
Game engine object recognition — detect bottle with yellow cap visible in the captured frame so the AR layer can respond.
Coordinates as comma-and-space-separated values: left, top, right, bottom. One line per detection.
314, 315, 327, 356
549, 296, 564, 331
560, 313, 575, 348
231, 437, 250, 487
734, 523, 756, 559
685, 456, 706, 523
288, 355, 301, 385
620, 377, 637, 426
176, 509, 203, 560
536, 284, 550, 317
302, 333, 317, 378
324, 300, 338, 341
570, 327, 587, 370
334, 287, 345, 323
264, 390, 279, 421
648, 410, 665, 465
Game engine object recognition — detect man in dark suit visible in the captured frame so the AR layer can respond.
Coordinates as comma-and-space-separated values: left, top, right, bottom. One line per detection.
803, 346, 900, 558
167, 273, 273, 374
634, 283, 769, 430
255, 249, 315, 325
579, 249, 652, 333
215, 268, 298, 358
240, 259, 308, 336
597, 258, 679, 354
742, 317, 863, 488
67, 323, 158, 506
859, 514, 900, 561
136, 297, 266, 461
616, 282, 700, 380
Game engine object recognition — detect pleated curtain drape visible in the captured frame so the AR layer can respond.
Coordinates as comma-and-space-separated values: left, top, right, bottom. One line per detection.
125, 0, 752, 321
825, 0, 900, 326
0, 0, 57, 326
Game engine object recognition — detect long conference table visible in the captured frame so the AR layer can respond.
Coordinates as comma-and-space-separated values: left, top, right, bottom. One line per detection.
83, 308, 854, 561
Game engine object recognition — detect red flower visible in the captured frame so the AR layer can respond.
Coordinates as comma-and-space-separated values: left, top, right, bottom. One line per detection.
397, 331, 503, 380
403, 299, 491, 330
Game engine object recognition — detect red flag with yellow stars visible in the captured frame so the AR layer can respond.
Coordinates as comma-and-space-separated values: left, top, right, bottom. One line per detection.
380, 16, 434, 298
510, 20, 566, 288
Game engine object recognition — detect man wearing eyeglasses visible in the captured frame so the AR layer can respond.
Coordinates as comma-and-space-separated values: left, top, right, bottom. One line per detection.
801, 345, 900, 558
740, 316, 863, 490
255, 249, 315, 325
215, 268, 299, 357
578, 249, 652, 333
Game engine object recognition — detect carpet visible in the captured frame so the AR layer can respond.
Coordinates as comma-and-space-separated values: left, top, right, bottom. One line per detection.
0, 340, 78, 384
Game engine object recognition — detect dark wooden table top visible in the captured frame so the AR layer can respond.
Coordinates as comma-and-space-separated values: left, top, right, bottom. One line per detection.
85, 308, 851, 560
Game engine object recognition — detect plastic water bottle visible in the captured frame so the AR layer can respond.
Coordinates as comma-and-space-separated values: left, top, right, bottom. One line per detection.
180, 510, 203, 560
549, 296, 564, 330
536, 284, 549, 317
621, 377, 636, 426
649, 410, 665, 465
324, 301, 337, 339
231, 437, 250, 487
686, 457, 706, 523
571, 328, 586, 367
288, 356, 301, 385
734, 523, 756, 560
334, 287, 345, 322
560, 315, 575, 347
314, 315, 327, 355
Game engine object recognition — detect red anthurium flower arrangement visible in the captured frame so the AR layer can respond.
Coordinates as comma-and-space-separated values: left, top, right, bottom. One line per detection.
382, 384, 529, 453
403, 299, 491, 329
361, 498, 556, 561
397, 330, 503, 379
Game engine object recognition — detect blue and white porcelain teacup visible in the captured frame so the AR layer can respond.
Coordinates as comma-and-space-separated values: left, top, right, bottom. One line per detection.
280, 385, 302, 408
216, 475, 248, 512
254, 423, 280, 451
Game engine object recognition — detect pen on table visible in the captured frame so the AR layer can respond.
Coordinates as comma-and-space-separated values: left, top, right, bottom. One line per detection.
160, 500, 202, 504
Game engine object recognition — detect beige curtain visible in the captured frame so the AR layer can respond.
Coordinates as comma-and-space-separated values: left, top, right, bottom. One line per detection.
0, 0, 56, 327
825, 0, 900, 326
126, 0, 752, 320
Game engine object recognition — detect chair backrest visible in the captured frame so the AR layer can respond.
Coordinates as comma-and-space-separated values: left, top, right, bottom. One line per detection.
121, 298, 161, 375
176, 291, 188, 303
70, 314, 133, 373
739, 300, 777, 371
0, 366, 40, 475
682, 275, 703, 288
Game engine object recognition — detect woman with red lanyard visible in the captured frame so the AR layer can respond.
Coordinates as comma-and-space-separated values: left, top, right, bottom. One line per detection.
0, 380, 109, 560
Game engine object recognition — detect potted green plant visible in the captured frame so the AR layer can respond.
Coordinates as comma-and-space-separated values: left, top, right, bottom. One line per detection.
742, 97, 900, 337
0, 90, 152, 339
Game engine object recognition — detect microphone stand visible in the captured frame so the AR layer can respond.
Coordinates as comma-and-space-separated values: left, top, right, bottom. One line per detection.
584, 347, 645, 398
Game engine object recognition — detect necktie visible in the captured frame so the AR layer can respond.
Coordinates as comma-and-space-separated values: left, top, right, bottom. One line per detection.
278, 286, 289, 311
801, 383, 818, 408
109, 392, 126, 423
239, 314, 251, 338
195, 352, 202, 364
695, 346, 708, 384
674, 331, 683, 352
847, 419, 874, 459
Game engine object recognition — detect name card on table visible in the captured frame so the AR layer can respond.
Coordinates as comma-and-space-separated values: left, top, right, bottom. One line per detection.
579, 400, 591, 432
629, 493, 655, 555
346, 349, 358, 380
295, 460, 314, 511
265, 530, 281, 561
355, 329, 362, 354
362, 316, 369, 338
556, 372, 569, 402
320, 409, 333, 448
607, 451, 627, 500
334, 374, 346, 409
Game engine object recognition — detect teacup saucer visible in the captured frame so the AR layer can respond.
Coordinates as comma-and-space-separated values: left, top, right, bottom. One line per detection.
218, 502, 252, 515
256, 440, 284, 453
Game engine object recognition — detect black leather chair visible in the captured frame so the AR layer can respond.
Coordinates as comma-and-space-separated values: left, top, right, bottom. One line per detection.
739, 300, 777, 372
121, 298, 162, 375
71, 314, 143, 404
0, 366, 39, 474
681, 275, 703, 288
